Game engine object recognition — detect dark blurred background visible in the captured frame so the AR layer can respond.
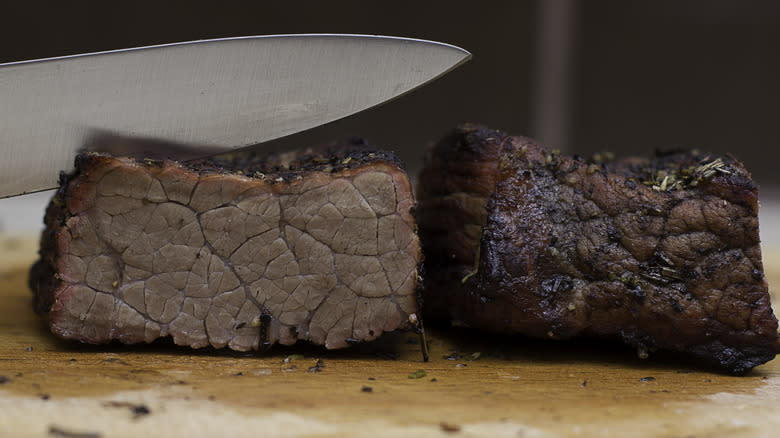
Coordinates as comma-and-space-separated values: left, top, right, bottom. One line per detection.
3, 0, 779, 186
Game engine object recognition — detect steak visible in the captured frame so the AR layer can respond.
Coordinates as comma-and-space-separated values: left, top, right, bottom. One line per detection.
30, 140, 420, 351
417, 124, 780, 373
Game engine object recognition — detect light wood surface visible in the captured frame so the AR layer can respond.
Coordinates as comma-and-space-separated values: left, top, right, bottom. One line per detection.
2, 233, 780, 437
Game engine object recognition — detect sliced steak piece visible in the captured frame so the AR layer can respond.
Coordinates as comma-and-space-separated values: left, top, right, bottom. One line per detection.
30, 141, 420, 351
417, 124, 780, 374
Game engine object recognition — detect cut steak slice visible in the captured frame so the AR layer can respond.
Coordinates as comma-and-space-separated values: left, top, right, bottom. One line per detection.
417, 124, 780, 374
30, 140, 420, 351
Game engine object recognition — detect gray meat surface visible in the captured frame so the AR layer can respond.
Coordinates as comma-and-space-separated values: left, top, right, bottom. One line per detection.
417, 124, 780, 374
30, 143, 420, 351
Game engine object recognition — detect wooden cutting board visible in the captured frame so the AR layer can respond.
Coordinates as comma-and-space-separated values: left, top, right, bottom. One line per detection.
2, 233, 779, 438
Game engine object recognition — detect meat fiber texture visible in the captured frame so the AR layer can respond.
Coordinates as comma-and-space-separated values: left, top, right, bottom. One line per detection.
417, 124, 780, 374
30, 142, 420, 351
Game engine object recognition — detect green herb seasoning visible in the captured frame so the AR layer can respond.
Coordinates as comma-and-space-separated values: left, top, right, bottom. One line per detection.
408, 369, 427, 379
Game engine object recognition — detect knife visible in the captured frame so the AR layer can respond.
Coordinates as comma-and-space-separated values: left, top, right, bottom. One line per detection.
0, 34, 470, 198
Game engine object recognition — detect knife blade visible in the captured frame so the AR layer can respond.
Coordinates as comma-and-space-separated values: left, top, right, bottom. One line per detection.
0, 34, 470, 198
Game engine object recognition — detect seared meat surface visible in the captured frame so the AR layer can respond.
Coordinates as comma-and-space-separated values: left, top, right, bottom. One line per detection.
417, 124, 779, 373
30, 141, 420, 351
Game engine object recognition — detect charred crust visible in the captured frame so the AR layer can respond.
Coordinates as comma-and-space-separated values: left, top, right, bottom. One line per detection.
417, 124, 779, 374
28, 167, 75, 316
184, 138, 406, 183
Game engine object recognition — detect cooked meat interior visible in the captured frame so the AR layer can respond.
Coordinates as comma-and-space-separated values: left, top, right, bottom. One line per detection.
30, 141, 420, 351
417, 124, 780, 374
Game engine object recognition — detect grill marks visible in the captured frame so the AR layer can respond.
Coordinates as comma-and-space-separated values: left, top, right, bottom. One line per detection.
31, 148, 420, 352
